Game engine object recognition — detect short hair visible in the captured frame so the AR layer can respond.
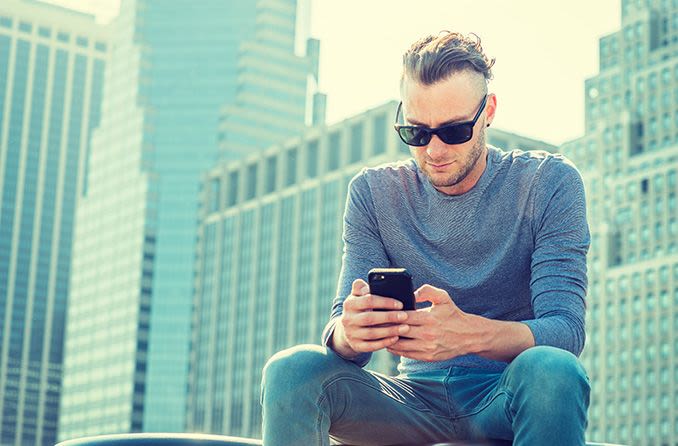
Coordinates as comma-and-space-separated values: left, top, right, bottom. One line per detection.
401, 31, 495, 87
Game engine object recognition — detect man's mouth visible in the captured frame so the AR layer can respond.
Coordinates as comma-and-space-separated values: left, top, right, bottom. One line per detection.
428, 161, 454, 169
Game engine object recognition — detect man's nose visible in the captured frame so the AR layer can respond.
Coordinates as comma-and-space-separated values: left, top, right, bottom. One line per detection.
426, 135, 448, 159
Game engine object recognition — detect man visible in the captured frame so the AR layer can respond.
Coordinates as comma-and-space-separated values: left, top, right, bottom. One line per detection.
261, 31, 591, 446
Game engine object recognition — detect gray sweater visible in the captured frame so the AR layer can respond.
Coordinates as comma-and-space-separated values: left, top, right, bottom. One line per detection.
321, 146, 590, 374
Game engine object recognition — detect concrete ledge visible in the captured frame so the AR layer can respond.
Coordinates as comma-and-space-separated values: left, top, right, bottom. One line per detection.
55, 432, 627, 446
56, 433, 260, 446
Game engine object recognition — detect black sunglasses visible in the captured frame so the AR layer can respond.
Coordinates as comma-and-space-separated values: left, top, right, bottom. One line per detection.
393, 95, 488, 147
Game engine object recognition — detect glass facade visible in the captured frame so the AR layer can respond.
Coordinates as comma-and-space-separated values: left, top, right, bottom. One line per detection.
0, 2, 108, 444
560, 1, 678, 444
218, 0, 323, 160
60, 0, 315, 439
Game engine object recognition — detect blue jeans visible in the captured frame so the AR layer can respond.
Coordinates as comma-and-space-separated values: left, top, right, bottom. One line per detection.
261, 345, 590, 446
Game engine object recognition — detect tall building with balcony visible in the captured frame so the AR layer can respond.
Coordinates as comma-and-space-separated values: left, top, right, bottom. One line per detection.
188, 100, 556, 439
0, 1, 109, 444
560, 0, 678, 444
58, 0, 319, 440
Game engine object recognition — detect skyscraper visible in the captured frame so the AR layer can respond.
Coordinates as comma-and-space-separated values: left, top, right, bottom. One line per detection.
0, 1, 109, 444
188, 100, 556, 439
218, 0, 324, 160
560, 0, 678, 444
58, 0, 318, 440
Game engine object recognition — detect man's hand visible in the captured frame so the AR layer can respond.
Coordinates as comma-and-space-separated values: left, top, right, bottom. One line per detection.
331, 279, 410, 358
387, 284, 535, 362
386, 284, 481, 361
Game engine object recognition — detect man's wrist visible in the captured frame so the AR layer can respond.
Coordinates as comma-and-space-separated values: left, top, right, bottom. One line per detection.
329, 322, 361, 359
466, 314, 495, 355
470, 316, 535, 362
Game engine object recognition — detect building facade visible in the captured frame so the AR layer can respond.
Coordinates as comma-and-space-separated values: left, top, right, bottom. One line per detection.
560, 0, 678, 444
218, 0, 325, 160
188, 100, 556, 439
0, 1, 109, 444
58, 0, 318, 440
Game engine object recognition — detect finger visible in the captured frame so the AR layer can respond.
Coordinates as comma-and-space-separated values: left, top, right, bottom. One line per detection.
351, 336, 400, 353
414, 284, 453, 306
391, 325, 428, 340
353, 309, 408, 326
353, 324, 410, 341
350, 294, 405, 312
352, 278, 370, 296
398, 310, 432, 326
388, 338, 420, 352
387, 348, 435, 362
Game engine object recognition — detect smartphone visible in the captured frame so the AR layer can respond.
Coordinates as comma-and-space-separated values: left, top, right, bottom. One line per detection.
367, 268, 416, 311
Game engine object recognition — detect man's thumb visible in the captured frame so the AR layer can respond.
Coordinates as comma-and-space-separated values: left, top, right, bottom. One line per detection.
352, 278, 369, 296
414, 284, 452, 306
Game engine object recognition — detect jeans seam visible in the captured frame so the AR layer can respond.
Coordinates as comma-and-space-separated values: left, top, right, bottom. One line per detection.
316, 393, 327, 446
317, 374, 452, 421
450, 389, 509, 421
502, 389, 515, 424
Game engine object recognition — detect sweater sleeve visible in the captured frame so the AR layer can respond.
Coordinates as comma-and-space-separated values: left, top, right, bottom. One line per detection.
321, 171, 391, 367
521, 156, 591, 356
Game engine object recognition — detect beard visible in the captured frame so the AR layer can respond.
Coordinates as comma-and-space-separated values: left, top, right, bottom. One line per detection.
419, 128, 486, 189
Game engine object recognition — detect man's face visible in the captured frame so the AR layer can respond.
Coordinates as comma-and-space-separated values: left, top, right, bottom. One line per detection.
401, 71, 496, 195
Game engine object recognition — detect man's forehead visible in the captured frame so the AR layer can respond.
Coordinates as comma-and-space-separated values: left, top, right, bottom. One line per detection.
401, 79, 485, 125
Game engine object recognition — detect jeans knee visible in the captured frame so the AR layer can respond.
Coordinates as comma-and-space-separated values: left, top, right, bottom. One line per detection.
509, 346, 590, 406
261, 344, 347, 400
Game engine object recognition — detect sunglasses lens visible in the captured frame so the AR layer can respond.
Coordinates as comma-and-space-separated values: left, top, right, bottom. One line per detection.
438, 124, 473, 145
398, 127, 431, 146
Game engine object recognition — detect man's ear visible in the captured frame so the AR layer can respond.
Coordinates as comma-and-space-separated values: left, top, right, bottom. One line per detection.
484, 93, 497, 127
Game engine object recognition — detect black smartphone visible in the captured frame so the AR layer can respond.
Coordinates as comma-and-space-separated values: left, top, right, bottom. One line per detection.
367, 268, 416, 311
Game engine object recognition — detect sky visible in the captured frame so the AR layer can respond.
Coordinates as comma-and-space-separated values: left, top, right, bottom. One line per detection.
45, 0, 621, 146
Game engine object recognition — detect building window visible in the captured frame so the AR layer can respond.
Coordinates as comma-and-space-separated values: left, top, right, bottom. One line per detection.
265, 155, 277, 194
661, 393, 669, 410
327, 132, 341, 171
285, 148, 297, 186
661, 419, 669, 437
76, 36, 88, 47
38, 26, 50, 38
306, 141, 318, 179
246, 163, 258, 200
18, 21, 32, 33
56, 32, 69, 42
649, 72, 657, 89
209, 178, 220, 212
661, 340, 670, 358
646, 269, 656, 286
636, 77, 645, 93
227, 171, 239, 207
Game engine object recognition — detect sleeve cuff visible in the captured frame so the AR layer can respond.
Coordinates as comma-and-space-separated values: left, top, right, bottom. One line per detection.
520, 319, 544, 346
321, 318, 372, 367
520, 318, 584, 357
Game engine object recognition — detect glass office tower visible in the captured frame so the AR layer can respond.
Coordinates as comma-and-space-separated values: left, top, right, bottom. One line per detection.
560, 0, 678, 444
189, 100, 555, 439
0, 1, 108, 445
59, 0, 317, 440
